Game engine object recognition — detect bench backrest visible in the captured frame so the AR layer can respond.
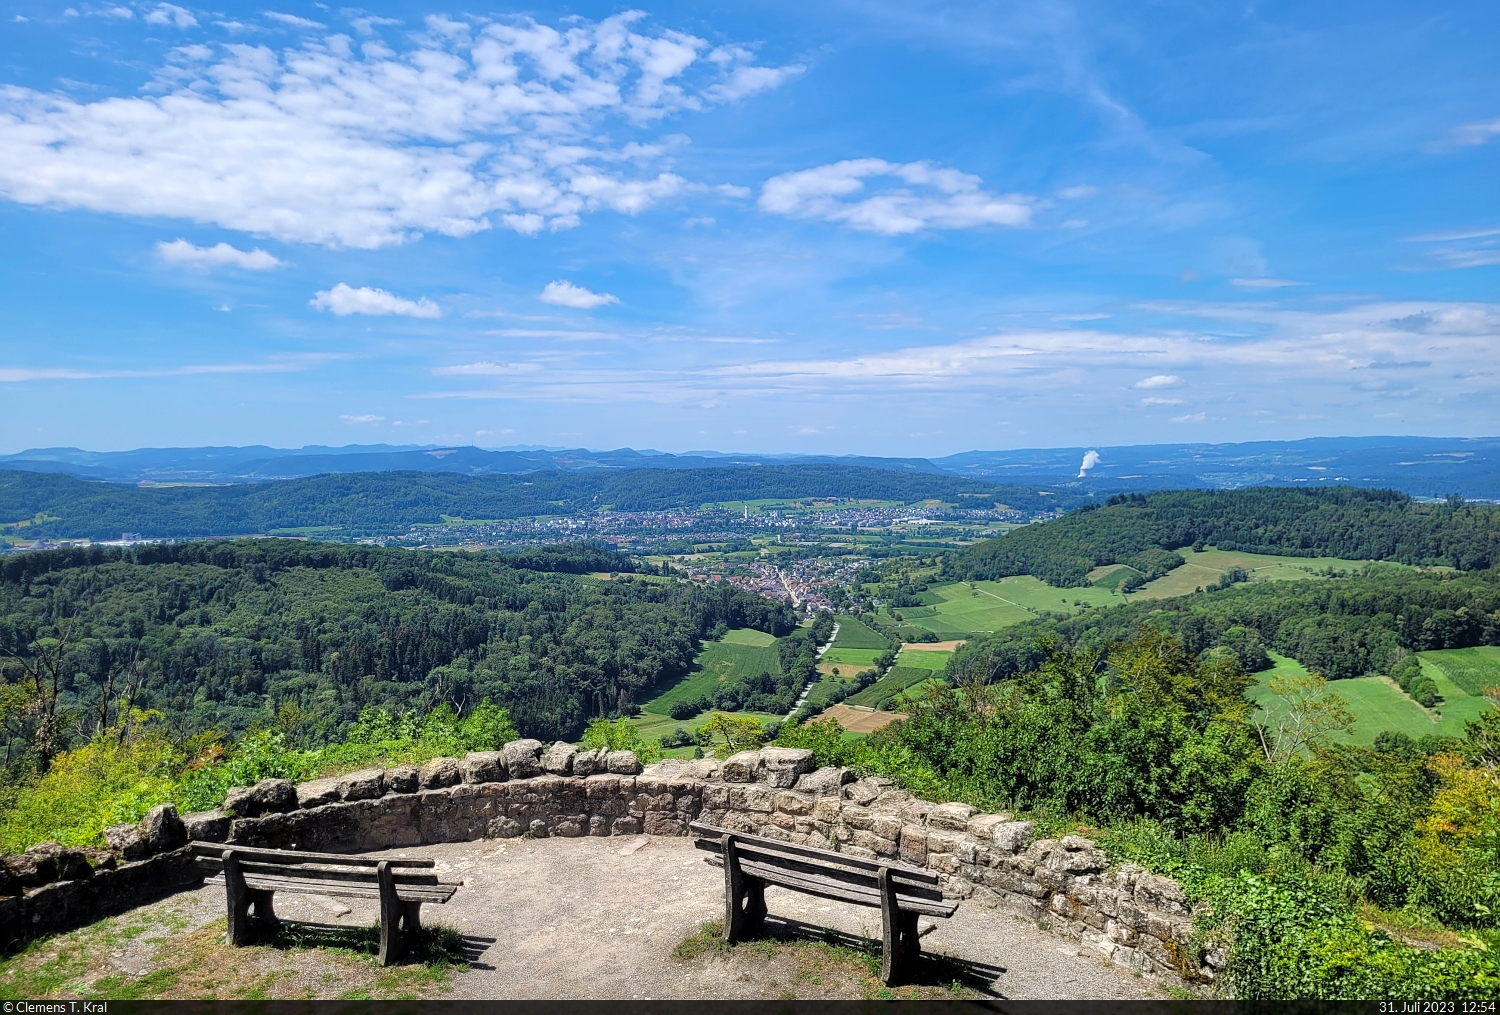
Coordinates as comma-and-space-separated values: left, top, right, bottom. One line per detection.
190, 841, 441, 887
689, 822, 938, 885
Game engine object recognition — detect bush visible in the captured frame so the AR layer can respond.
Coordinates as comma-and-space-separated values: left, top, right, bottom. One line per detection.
581, 717, 661, 763
669, 697, 710, 720
775, 717, 866, 770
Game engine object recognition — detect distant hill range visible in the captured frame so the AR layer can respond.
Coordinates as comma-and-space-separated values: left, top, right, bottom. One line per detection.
1, 435, 1498, 498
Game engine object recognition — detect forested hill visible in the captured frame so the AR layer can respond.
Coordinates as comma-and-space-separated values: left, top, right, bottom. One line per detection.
951, 487, 1500, 587
0, 466, 1073, 541
0, 540, 796, 754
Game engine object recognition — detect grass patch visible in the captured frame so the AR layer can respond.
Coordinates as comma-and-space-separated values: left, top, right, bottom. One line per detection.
1421, 646, 1500, 697
830, 616, 891, 650
722, 628, 778, 647
1248, 652, 1494, 746
640, 638, 783, 715
0, 905, 468, 1001
893, 649, 951, 671
845, 666, 932, 708
1130, 547, 1420, 601
900, 577, 1121, 638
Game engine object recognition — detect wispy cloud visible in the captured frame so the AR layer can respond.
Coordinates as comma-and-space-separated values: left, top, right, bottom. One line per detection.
0, 13, 796, 248
264, 11, 323, 28
339, 413, 383, 424
1440, 115, 1500, 147
1230, 277, 1306, 289
311, 283, 440, 319
143, 3, 196, 27
431, 361, 542, 375
760, 159, 1034, 234
0, 355, 338, 383
1134, 374, 1183, 389
156, 239, 281, 269
539, 281, 619, 309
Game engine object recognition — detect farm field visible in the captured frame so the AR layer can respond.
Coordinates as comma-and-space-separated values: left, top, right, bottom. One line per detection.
721, 628, 777, 647
630, 708, 785, 756
820, 647, 884, 670
1247, 652, 1493, 746
845, 665, 934, 708
817, 703, 905, 733
1128, 548, 1415, 601
638, 631, 781, 715
894, 648, 952, 671
900, 576, 1120, 637
1421, 646, 1500, 697
829, 615, 891, 649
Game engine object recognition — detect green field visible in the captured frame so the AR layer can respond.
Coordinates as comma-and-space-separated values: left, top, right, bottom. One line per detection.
1421, 646, 1500, 697
830, 615, 891, 649
722, 628, 777, 647
846, 666, 934, 708
639, 632, 781, 714
1130, 547, 1417, 601
893, 649, 952, 671
1247, 651, 1493, 747
821, 647, 884, 670
902, 576, 1122, 638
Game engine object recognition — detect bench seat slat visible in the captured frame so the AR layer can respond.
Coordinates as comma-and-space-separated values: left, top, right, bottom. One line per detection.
205, 873, 458, 904
195, 856, 441, 886
703, 855, 958, 917
691, 838, 939, 897
688, 822, 938, 885
189, 841, 434, 869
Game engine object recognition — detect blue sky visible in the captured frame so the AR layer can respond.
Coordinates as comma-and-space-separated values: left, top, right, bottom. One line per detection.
1, 0, 1497, 456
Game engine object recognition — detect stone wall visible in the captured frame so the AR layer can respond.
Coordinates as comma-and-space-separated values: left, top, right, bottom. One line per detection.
0, 739, 1219, 988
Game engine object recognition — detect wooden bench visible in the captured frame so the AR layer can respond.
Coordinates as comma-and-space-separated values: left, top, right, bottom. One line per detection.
190, 842, 461, 965
690, 821, 959, 985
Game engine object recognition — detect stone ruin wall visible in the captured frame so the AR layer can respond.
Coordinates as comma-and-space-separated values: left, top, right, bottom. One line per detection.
0, 739, 1221, 990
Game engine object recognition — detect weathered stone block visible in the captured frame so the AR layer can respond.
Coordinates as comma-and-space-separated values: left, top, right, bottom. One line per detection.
527, 818, 549, 838
899, 824, 928, 866
774, 791, 812, 816
898, 799, 933, 824
338, 769, 387, 801
812, 797, 843, 823
991, 820, 1035, 853
504, 739, 545, 779
843, 779, 883, 806
842, 806, 874, 830
926, 829, 964, 856
927, 852, 959, 874
769, 812, 795, 830
419, 757, 462, 790
224, 778, 298, 817
554, 819, 584, 838
644, 812, 686, 836
873, 814, 903, 842
795, 766, 854, 796
965, 812, 1013, 839
542, 741, 577, 775
297, 778, 341, 809
460, 752, 506, 785
386, 766, 419, 793
928, 802, 978, 831
611, 816, 641, 835
183, 810, 230, 843
606, 750, 641, 775
722, 751, 762, 783
141, 804, 187, 855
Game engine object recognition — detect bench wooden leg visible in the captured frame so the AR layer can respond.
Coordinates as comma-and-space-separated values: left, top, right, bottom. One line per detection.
402, 901, 423, 937
878, 868, 920, 987
377, 860, 405, 966
250, 889, 281, 935
722, 835, 762, 944
222, 850, 254, 946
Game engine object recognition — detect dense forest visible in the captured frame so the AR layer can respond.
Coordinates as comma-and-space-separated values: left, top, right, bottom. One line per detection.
952, 487, 1500, 586
946, 566, 1500, 685
0, 466, 1075, 541
0, 540, 795, 773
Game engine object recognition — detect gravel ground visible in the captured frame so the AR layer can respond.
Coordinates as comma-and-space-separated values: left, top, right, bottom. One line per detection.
77, 835, 1162, 1000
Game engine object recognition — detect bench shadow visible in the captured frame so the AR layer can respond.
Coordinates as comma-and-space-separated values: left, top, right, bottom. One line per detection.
261, 920, 497, 969
761, 915, 1010, 997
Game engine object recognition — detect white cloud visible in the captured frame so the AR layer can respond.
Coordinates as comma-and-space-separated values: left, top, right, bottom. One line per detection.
156, 238, 281, 269
1443, 116, 1500, 147
702, 63, 805, 102
0, 14, 795, 248
1060, 218, 1088, 229
0, 354, 335, 382
1077, 450, 1099, 477
715, 184, 752, 199
144, 3, 197, 27
340, 414, 383, 424
311, 283, 440, 318
539, 280, 619, 309
1057, 185, 1098, 199
1403, 225, 1500, 242
1140, 396, 1183, 406
264, 11, 323, 28
1134, 374, 1183, 389
1231, 277, 1307, 289
759, 159, 1034, 235
103, 6, 133, 18
1171, 412, 1207, 423
431, 361, 541, 375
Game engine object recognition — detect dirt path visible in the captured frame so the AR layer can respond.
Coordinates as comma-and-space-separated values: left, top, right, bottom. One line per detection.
24, 836, 1162, 1000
